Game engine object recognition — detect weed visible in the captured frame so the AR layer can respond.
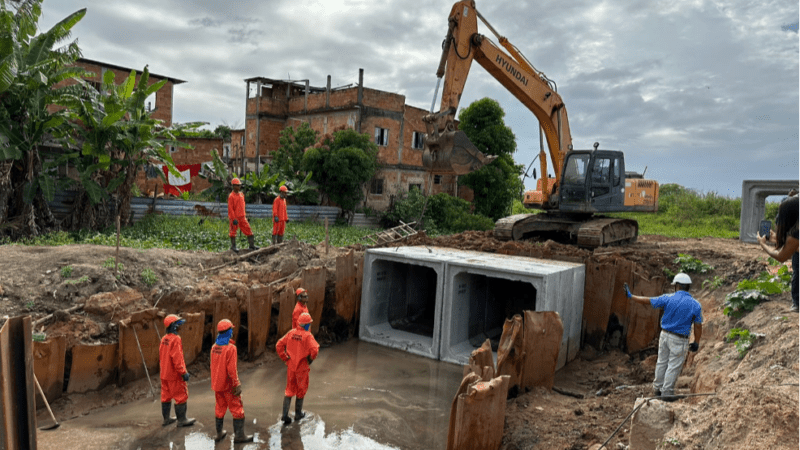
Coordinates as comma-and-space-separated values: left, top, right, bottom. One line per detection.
102, 257, 125, 272
663, 267, 676, 278
25, 300, 34, 309
723, 290, 766, 317
674, 253, 714, 274
140, 268, 158, 287
64, 275, 90, 285
726, 328, 755, 358
60, 265, 73, 278
702, 275, 725, 290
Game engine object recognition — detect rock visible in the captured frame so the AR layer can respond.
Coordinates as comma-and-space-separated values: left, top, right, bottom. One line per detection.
630, 398, 674, 450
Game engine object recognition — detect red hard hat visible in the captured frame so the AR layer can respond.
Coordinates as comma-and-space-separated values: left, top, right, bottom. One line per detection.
217, 319, 234, 332
295, 288, 307, 296
231, 178, 241, 185
298, 312, 312, 326
164, 314, 182, 328
279, 185, 288, 192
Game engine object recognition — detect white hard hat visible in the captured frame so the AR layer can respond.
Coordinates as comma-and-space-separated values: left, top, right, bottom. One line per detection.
671, 273, 692, 285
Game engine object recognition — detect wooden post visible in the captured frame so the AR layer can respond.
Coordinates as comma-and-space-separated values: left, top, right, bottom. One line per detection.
115, 215, 121, 277
325, 217, 329, 255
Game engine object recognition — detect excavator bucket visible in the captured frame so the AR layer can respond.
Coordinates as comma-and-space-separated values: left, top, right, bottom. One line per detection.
423, 130, 498, 175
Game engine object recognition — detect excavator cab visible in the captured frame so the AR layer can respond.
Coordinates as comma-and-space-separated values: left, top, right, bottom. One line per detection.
559, 150, 626, 212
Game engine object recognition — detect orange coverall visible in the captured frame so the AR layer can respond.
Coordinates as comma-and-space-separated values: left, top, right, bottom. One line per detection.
276, 325, 319, 399
228, 191, 253, 237
272, 196, 288, 236
159, 333, 188, 404
210, 341, 245, 419
292, 302, 309, 330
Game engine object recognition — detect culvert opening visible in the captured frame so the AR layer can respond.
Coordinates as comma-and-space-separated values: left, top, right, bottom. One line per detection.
382, 262, 437, 337
455, 274, 536, 351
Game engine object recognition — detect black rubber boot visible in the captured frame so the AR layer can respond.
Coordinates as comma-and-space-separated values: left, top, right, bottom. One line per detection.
233, 418, 254, 443
175, 402, 196, 427
161, 402, 176, 426
230, 236, 238, 253
214, 417, 227, 442
271, 234, 276, 245
294, 397, 305, 422
281, 396, 292, 425
277, 234, 284, 244
247, 235, 259, 250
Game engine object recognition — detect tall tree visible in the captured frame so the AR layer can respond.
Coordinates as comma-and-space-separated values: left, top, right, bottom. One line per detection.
272, 122, 318, 204
0, 0, 86, 238
302, 127, 378, 220
457, 98, 524, 221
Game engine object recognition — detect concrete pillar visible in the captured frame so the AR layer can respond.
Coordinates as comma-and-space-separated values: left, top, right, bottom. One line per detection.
739, 180, 798, 243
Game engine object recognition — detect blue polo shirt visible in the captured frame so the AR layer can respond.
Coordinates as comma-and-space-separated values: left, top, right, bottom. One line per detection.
650, 290, 703, 336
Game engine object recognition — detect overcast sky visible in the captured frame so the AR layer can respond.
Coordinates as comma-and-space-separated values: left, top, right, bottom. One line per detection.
41, 0, 798, 198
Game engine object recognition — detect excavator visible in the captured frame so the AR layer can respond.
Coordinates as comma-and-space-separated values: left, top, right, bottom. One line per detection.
422, 0, 660, 248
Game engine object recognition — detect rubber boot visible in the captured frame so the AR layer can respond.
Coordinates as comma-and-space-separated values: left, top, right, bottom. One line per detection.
281, 396, 292, 425
271, 234, 276, 245
277, 234, 284, 244
230, 236, 238, 253
214, 417, 227, 442
247, 235, 259, 250
175, 402, 196, 427
233, 418, 254, 443
161, 402, 176, 426
294, 397, 305, 422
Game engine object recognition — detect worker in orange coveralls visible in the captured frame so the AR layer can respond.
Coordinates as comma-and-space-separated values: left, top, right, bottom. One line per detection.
272, 185, 289, 245
227, 178, 258, 253
276, 312, 319, 425
292, 288, 310, 329
159, 314, 195, 427
210, 319, 253, 443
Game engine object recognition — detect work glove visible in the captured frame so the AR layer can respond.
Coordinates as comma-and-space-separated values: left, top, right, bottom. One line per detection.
232, 384, 242, 397
182, 373, 190, 382
307, 355, 313, 366
623, 283, 632, 299
689, 342, 699, 352
233, 219, 238, 225
274, 216, 279, 223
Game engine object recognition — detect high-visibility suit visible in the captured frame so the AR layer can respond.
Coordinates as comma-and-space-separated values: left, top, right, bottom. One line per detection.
228, 191, 253, 237
292, 302, 309, 330
159, 333, 189, 404
272, 196, 288, 237
276, 324, 319, 399
211, 341, 245, 419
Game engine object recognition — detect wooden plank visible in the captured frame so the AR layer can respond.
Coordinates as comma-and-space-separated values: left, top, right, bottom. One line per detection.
67, 344, 118, 393
521, 311, 563, 391
276, 282, 300, 338
117, 310, 161, 386
625, 273, 667, 353
303, 266, 326, 335
0, 317, 36, 449
179, 312, 205, 365
582, 261, 617, 349
33, 335, 67, 404
247, 286, 271, 360
335, 250, 358, 322
213, 298, 240, 343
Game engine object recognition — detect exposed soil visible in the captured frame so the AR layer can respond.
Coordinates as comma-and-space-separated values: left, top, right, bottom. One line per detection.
1, 232, 797, 449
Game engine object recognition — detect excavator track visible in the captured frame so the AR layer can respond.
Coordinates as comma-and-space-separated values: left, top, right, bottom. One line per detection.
494, 213, 638, 249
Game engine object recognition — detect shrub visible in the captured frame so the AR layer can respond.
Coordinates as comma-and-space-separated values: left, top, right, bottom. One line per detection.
60, 265, 73, 278
674, 254, 714, 274
140, 268, 158, 287
726, 328, 755, 358
723, 290, 766, 317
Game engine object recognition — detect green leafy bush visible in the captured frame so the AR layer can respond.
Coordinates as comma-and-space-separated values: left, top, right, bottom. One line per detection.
702, 276, 725, 290
674, 254, 714, 274
736, 266, 792, 294
723, 290, 766, 317
726, 328, 754, 358
140, 268, 158, 287
60, 265, 73, 278
65, 275, 89, 285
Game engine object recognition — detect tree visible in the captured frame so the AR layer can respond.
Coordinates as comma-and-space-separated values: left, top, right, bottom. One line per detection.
302, 127, 379, 220
0, 0, 86, 238
272, 122, 318, 204
457, 98, 524, 221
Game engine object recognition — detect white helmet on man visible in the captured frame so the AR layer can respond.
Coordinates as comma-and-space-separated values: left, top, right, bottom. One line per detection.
671, 273, 692, 285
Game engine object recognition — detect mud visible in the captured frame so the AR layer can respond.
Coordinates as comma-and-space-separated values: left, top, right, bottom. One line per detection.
36, 339, 464, 450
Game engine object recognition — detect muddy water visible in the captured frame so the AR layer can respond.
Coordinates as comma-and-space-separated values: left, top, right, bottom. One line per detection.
37, 339, 464, 450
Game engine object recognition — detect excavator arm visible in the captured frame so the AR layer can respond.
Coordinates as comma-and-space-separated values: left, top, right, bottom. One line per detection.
424, 0, 572, 205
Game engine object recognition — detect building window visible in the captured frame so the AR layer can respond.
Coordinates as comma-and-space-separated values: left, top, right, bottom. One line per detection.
409, 184, 422, 192
223, 143, 231, 159
412, 131, 425, 149
169, 146, 177, 154
370, 178, 384, 195
374, 127, 389, 146
434, 175, 442, 185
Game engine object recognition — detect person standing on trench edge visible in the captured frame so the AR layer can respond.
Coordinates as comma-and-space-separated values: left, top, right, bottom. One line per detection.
210, 319, 253, 443
292, 288, 310, 329
228, 177, 259, 253
624, 273, 703, 401
159, 314, 196, 427
272, 184, 289, 245
276, 312, 319, 425
757, 195, 799, 312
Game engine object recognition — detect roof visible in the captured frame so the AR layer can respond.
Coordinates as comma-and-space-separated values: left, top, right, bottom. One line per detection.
243, 76, 354, 94
78, 58, 186, 85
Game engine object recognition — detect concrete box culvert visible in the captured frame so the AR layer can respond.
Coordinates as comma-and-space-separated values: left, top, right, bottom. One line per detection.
359, 246, 585, 369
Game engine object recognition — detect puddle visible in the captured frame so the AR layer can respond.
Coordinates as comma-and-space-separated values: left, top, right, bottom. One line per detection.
37, 339, 464, 450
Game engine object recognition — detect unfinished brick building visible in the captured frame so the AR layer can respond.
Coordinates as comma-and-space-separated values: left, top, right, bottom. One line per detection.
243, 69, 471, 211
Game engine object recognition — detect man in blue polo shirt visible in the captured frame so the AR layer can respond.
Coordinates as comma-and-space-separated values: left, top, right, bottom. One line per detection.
624, 273, 703, 401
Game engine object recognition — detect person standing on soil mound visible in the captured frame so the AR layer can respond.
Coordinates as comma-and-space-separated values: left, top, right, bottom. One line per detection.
624, 273, 703, 401
276, 312, 319, 425
228, 178, 259, 253
292, 288, 309, 329
159, 314, 196, 427
273, 184, 289, 245
210, 319, 253, 443
758, 195, 799, 312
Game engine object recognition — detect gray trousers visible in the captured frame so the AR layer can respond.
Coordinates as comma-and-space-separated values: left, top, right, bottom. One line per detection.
653, 331, 689, 396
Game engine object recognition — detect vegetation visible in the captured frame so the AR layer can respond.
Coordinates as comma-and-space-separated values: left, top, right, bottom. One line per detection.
140, 268, 158, 287
60, 265, 73, 278
726, 328, 755, 358
723, 262, 790, 317
702, 276, 725, 290
381, 187, 494, 234
457, 98, 524, 221
674, 254, 714, 274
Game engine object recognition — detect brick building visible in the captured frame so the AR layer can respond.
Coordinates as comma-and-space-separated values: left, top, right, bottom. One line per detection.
243, 69, 471, 211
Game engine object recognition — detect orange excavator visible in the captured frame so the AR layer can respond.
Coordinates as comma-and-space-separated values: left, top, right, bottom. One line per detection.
422, 0, 660, 248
